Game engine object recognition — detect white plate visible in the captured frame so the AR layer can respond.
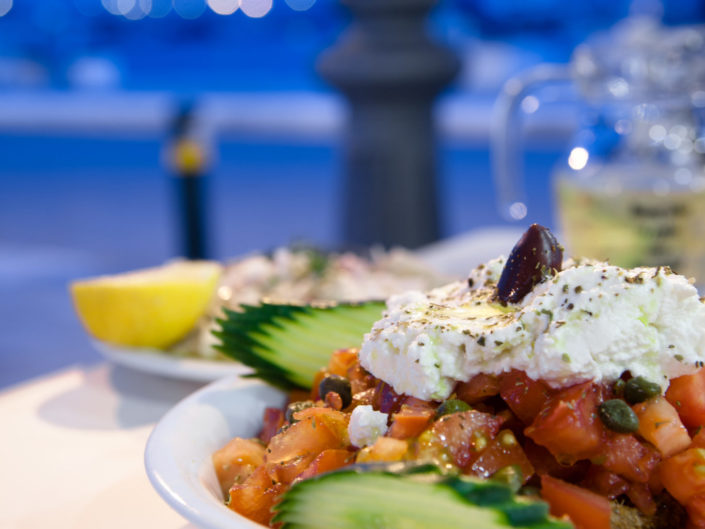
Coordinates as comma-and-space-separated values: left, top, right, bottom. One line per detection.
145, 376, 286, 529
93, 341, 251, 382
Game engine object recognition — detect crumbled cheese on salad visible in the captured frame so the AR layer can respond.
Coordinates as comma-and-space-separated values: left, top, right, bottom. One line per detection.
348, 405, 389, 448
359, 258, 705, 401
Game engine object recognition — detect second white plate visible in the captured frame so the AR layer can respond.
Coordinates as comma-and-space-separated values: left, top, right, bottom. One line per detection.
94, 341, 251, 382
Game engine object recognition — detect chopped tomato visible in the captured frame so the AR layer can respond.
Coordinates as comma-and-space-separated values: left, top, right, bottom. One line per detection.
356, 437, 408, 463
499, 370, 553, 425
259, 407, 285, 444
525, 382, 605, 464
687, 493, 705, 529
266, 409, 349, 483
296, 448, 354, 481
667, 368, 705, 429
581, 466, 629, 499
693, 428, 705, 449
427, 409, 504, 468
540, 474, 611, 529
228, 465, 284, 526
523, 439, 591, 482
660, 447, 705, 504
310, 368, 328, 401
327, 348, 359, 377
388, 405, 435, 439
626, 482, 657, 516
372, 381, 405, 414
456, 373, 501, 405
347, 362, 376, 395
633, 396, 691, 457
212, 437, 266, 496
468, 430, 534, 483
601, 433, 660, 483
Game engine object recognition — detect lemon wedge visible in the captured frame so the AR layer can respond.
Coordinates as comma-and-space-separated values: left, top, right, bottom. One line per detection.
71, 261, 222, 349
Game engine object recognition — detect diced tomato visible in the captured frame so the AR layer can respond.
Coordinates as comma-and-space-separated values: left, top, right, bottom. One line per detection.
327, 348, 359, 377
228, 465, 284, 526
540, 474, 611, 529
468, 430, 534, 484
428, 410, 504, 468
347, 362, 377, 395
388, 405, 435, 440
667, 368, 705, 429
633, 396, 691, 457
626, 482, 657, 516
296, 448, 354, 481
456, 373, 501, 405
525, 382, 605, 464
266, 408, 349, 483
600, 433, 660, 484
523, 439, 591, 483
693, 429, 705, 449
259, 407, 285, 444
660, 447, 705, 504
581, 465, 629, 499
499, 370, 553, 425
310, 368, 328, 401
356, 437, 408, 463
687, 493, 705, 529
372, 381, 405, 414
212, 437, 266, 496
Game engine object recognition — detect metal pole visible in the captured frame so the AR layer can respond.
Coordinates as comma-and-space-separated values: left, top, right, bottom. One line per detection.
318, 0, 459, 249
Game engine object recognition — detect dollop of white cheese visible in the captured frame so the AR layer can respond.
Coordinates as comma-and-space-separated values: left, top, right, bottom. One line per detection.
348, 405, 389, 448
359, 259, 705, 400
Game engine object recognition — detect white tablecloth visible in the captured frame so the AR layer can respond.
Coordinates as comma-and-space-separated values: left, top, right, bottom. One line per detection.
1, 363, 205, 529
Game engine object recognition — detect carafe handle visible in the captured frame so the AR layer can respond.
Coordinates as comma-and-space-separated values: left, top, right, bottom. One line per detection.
491, 64, 572, 220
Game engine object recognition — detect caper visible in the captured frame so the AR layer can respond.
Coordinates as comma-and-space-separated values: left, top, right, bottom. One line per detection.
319, 374, 352, 409
435, 398, 471, 418
491, 465, 523, 493
598, 399, 639, 433
285, 400, 315, 423
624, 377, 662, 404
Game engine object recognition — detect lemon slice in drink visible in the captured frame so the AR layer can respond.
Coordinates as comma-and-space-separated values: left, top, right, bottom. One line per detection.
71, 261, 222, 349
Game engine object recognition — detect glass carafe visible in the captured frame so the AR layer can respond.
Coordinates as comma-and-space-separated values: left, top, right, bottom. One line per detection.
493, 18, 705, 282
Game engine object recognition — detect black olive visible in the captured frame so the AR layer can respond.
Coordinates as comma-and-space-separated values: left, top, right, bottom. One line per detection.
319, 374, 352, 409
285, 400, 315, 423
598, 399, 640, 433
623, 377, 662, 405
496, 224, 563, 303
435, 398, 471, 418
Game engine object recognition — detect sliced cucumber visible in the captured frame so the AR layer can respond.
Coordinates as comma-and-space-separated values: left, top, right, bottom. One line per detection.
273, 463, 573, 529
214, 301, 385, 390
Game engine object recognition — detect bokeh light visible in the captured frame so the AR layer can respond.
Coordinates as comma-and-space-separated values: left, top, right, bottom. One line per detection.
240, 0, 272, 18
285, 0, 316, 11
101, 0, 121, 15
149, 0, 172, 17
0, 0, 11, 17
173, 0, 206, 19
568, 147, 589, 170
207, 0, 238, 15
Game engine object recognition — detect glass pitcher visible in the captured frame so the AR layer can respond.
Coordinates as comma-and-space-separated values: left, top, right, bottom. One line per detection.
493, 18, 705, 282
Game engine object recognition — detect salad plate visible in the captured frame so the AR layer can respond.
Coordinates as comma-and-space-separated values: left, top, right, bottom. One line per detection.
145, 375, 285, 529
94, 341, 250, 382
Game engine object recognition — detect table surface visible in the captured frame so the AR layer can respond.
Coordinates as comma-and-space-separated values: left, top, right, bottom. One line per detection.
1, 362, 204, 529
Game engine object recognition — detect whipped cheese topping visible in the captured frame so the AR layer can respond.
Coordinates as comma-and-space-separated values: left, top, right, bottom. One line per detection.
348, 405, 389, 448
359, 258, 705, 400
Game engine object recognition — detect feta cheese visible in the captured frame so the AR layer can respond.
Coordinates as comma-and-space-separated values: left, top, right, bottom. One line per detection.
348, 405, 389, 448
360, 260, 705, 400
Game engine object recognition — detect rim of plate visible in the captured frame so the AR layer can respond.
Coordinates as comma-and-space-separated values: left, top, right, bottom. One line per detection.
145, 375, 286, 529
93, 340, 251, 382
